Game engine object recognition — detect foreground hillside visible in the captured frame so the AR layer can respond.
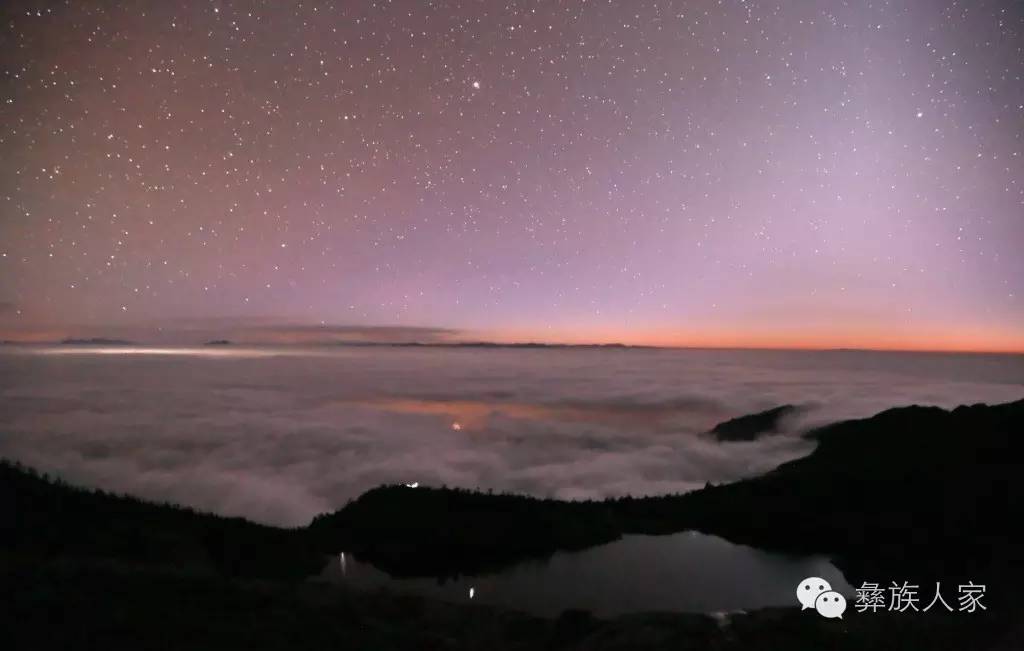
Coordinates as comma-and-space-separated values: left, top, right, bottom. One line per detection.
0, 460, 322, 579
3, 560, 1012, 651
4, 398, 1024, 649
629, 399, 1024, 585
312, 399, 1024, 587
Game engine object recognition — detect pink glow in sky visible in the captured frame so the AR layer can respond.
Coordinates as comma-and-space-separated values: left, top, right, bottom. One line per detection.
1, 1, 1022, 352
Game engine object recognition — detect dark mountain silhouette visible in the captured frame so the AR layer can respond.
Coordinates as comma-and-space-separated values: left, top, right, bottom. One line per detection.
5, 398, 1024, 649
709, 404, 801, 441
626, 399, 1024, 591
312, 399, 1024, 593
0, 461, 321, 580
308, 485, 620, 577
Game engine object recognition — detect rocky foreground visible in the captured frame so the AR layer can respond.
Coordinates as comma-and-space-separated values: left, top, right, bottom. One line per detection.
3, 398, 1024, 649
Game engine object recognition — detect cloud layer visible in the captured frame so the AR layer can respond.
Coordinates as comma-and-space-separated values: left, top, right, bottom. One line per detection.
1, 346, 1021, 526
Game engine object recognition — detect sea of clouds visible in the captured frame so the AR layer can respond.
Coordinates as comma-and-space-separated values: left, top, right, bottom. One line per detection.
1, 345, 1021, 527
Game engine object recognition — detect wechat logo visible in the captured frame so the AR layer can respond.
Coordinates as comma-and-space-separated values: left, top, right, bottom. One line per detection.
797, 577, 847, 619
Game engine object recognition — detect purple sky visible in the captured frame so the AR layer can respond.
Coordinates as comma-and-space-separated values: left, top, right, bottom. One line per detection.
1, 1, 1022, 351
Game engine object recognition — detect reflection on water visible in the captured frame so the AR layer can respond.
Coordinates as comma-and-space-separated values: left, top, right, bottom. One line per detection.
316, 532, 853, 616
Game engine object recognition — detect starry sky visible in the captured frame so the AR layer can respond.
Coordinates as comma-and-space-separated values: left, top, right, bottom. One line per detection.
1, 1, 1022, 351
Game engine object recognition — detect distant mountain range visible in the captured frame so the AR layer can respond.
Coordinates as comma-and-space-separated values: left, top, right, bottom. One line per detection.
11, 338, 643, 349
331, 340, 645, 349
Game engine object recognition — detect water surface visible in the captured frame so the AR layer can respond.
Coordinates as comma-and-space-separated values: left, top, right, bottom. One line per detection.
318, 531, 853, 616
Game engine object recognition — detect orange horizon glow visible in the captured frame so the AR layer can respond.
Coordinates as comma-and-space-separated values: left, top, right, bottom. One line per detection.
2, 323, 1022, 355
477, 325, 1024, 355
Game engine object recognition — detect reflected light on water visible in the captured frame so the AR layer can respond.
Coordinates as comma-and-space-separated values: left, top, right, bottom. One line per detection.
322, 532, 854, 617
